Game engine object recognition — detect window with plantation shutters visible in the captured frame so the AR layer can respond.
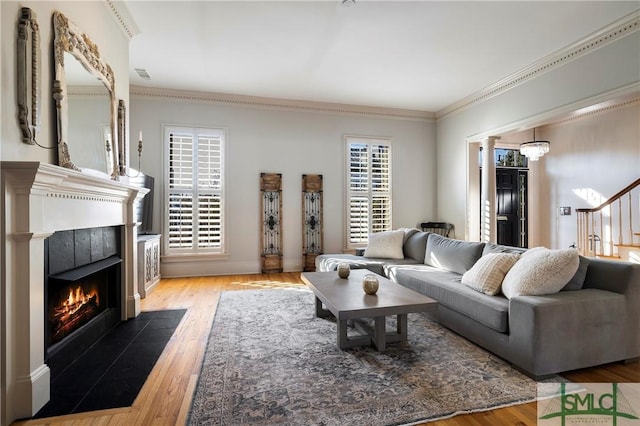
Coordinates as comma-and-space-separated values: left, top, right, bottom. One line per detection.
346, 137, 392, 248
165, 126, 225, 255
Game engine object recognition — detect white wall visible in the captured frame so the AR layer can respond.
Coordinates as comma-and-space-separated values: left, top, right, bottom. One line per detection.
0, 1, 129, 165
537, 103, 640, 249
130, 93, 435, 277
436, 22, 640, 244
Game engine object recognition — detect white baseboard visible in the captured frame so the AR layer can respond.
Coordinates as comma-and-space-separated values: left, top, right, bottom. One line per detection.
10, 364, 50, 421
160, 258, 304, 278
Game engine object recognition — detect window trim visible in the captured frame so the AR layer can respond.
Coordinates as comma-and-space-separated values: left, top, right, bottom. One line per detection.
162, 124, 228, 258
344, 135, 392, 250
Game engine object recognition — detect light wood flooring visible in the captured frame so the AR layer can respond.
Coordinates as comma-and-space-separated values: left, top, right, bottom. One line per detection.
14, 272, 639, 426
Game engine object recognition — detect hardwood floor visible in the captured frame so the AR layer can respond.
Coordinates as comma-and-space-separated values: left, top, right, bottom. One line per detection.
14, 272, 639, 426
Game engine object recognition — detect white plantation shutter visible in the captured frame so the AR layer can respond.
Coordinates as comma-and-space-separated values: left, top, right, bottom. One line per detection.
196, 135, 222, 248
349, 196, 369, 244
166, 127, 225, 254
346, 137, 392, 247
168, 133, 194, 248
371, 195, 391, 233
371, 143, 391, 233
168, 193, 194, 248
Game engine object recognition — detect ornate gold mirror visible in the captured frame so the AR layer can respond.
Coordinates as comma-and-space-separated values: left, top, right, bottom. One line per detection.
53, 11, 119, 177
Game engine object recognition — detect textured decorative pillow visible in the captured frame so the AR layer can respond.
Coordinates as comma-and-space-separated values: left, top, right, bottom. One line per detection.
461, 253, 520, 295
501, 247, 580, 299
363, 230, 405, 259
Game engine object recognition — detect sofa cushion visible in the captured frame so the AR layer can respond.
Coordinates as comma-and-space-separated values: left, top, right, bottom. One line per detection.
315, 254, 421, 278
403, 231, 430, 262
315, 254, 386, 276
502, 247, 580, 299
382, 259, 425, 279
424, 234, 485, 275
561, 255, 590, 291
461, 253, 520, 295
384, 263, 436, 283
396, 268, 509, 333
482, 243, 527, 256
364, 230, 405, 259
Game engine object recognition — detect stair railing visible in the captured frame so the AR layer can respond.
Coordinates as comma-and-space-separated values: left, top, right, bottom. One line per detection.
576, 178, 640, 258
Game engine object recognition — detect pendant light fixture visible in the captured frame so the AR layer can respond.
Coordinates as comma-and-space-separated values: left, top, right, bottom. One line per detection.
520, 128, 550, 161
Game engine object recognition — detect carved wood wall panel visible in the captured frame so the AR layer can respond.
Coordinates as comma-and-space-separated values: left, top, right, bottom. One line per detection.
17, 7, 41, 145
260, 173, 283, 273
117, 100, 126, 174
302, 174, 323, 272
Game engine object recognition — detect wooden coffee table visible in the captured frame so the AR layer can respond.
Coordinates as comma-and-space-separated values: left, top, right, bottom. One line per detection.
301, 269, 437, 351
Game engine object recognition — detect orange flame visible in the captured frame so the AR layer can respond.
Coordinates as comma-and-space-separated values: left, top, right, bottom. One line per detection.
61, 286, 99, 315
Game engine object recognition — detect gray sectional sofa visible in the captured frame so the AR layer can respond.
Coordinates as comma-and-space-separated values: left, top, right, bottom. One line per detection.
315, 230, 640, 379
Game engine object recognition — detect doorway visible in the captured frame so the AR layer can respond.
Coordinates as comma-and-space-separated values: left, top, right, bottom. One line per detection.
496, 168, 528, 247
479, 147, 529, 248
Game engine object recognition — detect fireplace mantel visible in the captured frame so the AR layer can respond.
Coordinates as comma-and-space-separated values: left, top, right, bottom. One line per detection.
1, 162, 148, 424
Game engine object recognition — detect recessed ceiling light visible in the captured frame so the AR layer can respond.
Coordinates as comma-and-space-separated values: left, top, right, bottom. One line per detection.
134, 68, 151, 80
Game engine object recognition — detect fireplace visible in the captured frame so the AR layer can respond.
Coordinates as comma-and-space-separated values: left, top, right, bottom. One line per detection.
1, 162, 147, 424
44, 227, 123, 378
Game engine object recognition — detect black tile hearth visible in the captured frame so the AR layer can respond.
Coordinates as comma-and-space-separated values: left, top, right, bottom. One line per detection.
34, 309, 186, 419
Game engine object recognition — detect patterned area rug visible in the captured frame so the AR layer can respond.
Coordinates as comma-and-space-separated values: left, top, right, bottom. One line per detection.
188, 289, 553, 425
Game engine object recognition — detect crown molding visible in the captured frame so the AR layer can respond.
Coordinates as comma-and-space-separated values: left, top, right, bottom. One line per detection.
439, 10, 640, 119
130, 86, 435, 121
547, 92, 640, 128
466, 82, 640, 142
104, 0, 140, 40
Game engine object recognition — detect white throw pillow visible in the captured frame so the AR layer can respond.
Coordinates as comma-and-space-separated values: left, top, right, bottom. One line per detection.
363, 230, 405, 259
501, 247, 580, 299
461, 253, 520, 295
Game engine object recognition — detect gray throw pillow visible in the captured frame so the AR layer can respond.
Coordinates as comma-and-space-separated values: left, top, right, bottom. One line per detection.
561, 255, 590, 291
424, 233, 485, 275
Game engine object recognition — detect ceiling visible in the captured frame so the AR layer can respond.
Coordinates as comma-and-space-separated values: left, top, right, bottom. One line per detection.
125, 1, 639, 113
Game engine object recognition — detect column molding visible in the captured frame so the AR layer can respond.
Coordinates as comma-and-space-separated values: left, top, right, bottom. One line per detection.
481, 137, 500, 243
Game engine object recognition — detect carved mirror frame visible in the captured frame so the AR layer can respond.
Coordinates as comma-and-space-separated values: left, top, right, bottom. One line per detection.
17, 7, 41, 145
52, 11, 119, 177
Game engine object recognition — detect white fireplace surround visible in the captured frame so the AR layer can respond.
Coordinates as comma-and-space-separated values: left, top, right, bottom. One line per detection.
1, 162, 147, 424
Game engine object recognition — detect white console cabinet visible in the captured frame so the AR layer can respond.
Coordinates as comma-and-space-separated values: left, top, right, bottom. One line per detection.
138, 234, 161, 298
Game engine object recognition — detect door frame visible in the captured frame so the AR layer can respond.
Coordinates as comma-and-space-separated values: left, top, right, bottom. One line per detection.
466, 138, 543, 246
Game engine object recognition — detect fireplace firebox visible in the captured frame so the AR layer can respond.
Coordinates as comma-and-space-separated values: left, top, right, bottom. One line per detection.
44, 227, 123, 379
47, 257, 120, 344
